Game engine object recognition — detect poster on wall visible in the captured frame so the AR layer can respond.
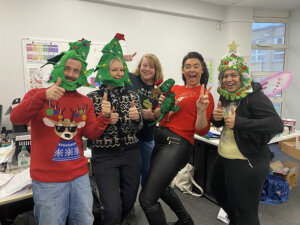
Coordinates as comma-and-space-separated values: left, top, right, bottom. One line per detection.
206, 59, 214, 85
21, 38, 127, 95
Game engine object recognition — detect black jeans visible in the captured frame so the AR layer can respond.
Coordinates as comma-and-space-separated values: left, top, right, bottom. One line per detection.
92, 146, 141, 225
211, 155, 269, 225
139, 127, 193, 225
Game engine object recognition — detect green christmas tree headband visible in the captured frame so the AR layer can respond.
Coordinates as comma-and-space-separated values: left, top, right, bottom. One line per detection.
43, 38, 94, 91
94, 33, 132, 87
217, 41, 253, 101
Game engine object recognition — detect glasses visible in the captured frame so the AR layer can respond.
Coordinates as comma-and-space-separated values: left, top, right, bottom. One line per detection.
55, 125, 77, 133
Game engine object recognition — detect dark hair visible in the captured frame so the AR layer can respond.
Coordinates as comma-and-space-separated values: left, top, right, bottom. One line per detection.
181, 52, 209, 88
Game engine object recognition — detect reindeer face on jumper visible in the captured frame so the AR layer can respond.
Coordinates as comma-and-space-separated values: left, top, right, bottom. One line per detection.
43, 118, 85, 141
43, 104, 88, 162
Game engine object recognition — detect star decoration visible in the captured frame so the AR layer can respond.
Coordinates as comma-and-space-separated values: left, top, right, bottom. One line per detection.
228, 41, 239, 53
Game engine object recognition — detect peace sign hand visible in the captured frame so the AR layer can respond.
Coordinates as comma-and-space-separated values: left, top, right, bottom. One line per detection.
196, 84, 212, 112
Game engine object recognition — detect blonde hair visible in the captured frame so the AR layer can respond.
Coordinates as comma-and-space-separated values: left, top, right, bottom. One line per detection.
133, 54, 164, 99
133, 53, 164, 82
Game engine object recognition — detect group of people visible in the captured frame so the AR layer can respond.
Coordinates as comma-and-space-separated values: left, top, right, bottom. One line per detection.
10, 35, 283, 225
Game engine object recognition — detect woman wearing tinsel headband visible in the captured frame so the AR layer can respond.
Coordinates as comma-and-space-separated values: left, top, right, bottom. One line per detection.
211, 41, 283, 225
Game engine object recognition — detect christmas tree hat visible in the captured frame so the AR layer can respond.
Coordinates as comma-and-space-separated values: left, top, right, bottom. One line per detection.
44, 38, 94, 91
94, 33, 132, 87
217, 41, 253, 101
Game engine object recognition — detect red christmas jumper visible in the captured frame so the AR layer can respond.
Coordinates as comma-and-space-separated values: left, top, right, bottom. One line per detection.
159, 85, 214, 145
10, 88, 110, 182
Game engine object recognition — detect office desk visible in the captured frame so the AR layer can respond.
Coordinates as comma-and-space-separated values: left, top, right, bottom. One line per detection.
0, 190, 33, 206
0, 190, 33, 225
192, 131, 300, 203
0, 148, 92, 225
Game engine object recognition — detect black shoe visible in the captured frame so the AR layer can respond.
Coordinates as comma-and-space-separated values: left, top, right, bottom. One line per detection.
167, 220, 194, 225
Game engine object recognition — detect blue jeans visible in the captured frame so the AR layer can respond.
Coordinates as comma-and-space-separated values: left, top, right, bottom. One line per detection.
140, 140, 155, 186
32, 174, 93, 225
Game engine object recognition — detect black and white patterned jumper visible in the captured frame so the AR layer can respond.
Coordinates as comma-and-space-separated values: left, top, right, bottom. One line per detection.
88, 84, 143, 225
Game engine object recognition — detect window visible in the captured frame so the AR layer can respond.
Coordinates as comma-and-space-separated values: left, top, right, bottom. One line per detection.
273, 50, 284, 62
251, 19, 288, 117
274, 37, 284, 44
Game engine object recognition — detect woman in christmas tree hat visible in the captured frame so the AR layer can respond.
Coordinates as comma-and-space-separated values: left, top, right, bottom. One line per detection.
94, 33, 132, 87
211, 41, 283, 225
87, 33, 143, 225
216, 41, 253, 101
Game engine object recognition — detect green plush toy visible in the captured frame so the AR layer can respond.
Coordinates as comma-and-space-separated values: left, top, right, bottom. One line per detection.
142, 99, 151, 109
94, 33, 132, 87
44, 38, 94, 91
149, 78, 181, 126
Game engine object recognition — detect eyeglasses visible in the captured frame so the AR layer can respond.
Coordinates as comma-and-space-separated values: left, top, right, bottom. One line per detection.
55, 125, 77, 133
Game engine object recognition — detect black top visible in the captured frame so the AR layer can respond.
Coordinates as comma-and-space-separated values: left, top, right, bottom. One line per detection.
125, 73, 158, 141
211, 82, 284, 165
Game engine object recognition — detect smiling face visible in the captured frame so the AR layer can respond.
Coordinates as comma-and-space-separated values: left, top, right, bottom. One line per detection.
222, 69, 242, 93
139, 57, 156, 85
109, 58, 125, 80
64, 58, 82, 83
182, 58, 203, 88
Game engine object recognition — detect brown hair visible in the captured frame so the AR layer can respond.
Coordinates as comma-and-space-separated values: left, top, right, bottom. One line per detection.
181, 52, 209, 88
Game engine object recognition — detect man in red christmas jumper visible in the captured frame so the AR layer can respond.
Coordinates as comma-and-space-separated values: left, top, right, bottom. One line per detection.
10, 39, 111, 225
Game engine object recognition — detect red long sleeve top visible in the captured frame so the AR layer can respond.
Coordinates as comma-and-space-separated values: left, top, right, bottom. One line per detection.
159, 85, 214, 145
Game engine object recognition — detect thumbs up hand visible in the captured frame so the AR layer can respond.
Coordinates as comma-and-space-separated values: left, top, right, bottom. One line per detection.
129, 100, 139, 121
213, 101, 224, 121
224, 106, 236, 129
109, 106, 119, 125
101, 92, 111, 118
46, 77, 65, 101
142, 103, 155, 120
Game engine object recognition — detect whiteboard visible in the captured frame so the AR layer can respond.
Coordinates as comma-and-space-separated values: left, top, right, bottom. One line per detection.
21, 38, 126, 95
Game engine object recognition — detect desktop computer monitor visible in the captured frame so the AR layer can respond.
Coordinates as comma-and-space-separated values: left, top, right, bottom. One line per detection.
5, 98, 28, 134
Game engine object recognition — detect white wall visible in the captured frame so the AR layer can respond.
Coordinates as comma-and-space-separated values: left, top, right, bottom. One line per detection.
286, 8, 300, 130
0, 0, 255, 129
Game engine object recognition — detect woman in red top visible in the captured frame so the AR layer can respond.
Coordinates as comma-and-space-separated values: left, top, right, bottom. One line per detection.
139, 52, 214, 225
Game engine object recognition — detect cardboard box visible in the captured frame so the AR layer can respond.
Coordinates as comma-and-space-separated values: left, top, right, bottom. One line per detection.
280, 141, 300, 160
270, 160, 299, 189
278, 137, 295, 149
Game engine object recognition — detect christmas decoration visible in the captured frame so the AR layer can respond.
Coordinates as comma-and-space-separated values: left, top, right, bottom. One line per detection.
94, 33, 132, 87
217, 41, 253, 101
43, 39, 94, 91
149, 78, 181, 126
